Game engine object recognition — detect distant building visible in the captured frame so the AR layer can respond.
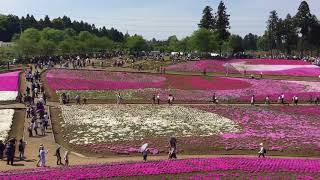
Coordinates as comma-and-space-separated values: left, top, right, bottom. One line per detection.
0, 41, 14, 47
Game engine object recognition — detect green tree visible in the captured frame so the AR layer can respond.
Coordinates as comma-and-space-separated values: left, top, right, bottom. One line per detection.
198, 6, 215, 29
228, 35, 243, 55
38, 39, 57, 56
215, 1, 230, 55
266, 10, 279, 57
14, 28, 41, 57
257, 34, 269, 51
295, 1, 314, 56
41, 28, 66, 44
243, 33, 258, 51
126, 35, 147, 52
282, 14, 298, 55
167, 35, 179, 52
189, 28, 218, 52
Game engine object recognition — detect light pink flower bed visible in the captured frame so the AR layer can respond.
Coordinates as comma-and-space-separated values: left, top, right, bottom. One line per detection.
0, 71, 19, 91
166, 60, 239, 73
166, 59, 320, 77
261, 67, 320, 77
191, 105, 320, 152
245, 59, 311, 65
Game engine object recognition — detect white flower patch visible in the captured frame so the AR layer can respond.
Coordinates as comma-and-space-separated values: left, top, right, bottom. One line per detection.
60, 105, 239, 145
0, 91, 18, 101
231, 61, 317, 72
290, 81, 320, 92
0, 109, 14, 141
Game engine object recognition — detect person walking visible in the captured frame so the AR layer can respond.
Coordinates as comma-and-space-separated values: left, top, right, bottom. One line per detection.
39, 146, 48, 167
294, 96, 299, 106
156, 94, 160, 105
258, 143, 266, 158
212, 93, 217, 104
152, 95, 156, 105
0, 140, 5, 160
75, 95, 81, 105
83, 97, 87, 104
142, 148, 149, 162
251, 95, 255, 106
6, 141, 15, 165
281, 93, 285, 104
18, 139, 26, 160
168, 137, 177, 160
265, 96, 270, 105
28, 122, 33, 137
64, 151, 69, 166
168, 94, 174, 106
55, 146, 62, 165
116, 93, 122, 104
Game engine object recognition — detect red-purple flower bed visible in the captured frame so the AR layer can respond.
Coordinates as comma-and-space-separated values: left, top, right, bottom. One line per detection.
0, 71, 19, 91
0, 157, 319, 179
47, 69, 320, 102
166, 60, 239, 73
46, 69, 251, 91
46, 69, 166, 90
165, 76, 251, 90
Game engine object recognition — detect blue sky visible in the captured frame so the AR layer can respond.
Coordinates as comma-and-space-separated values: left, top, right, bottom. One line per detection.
0, 0, 319, 40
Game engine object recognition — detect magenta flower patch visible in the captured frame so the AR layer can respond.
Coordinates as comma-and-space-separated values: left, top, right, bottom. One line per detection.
0, 71, 20, 91
0, 157, 319, 179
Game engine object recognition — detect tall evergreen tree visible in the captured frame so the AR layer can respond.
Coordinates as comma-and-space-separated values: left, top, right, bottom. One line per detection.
198, 6, 215, 30
295, 1, 313, 56
282, 14, 298, 55
215, 1, 230, 55
243, 33, 258, 51
266, 10, 279, 57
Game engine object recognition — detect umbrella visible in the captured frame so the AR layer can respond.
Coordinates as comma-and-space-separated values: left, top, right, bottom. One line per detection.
140, 143, 148, 152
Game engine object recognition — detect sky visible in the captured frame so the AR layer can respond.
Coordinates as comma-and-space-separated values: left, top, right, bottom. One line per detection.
0, 0, 319, 40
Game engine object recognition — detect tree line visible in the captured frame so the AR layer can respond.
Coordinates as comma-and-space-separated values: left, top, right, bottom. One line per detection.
1, 1, 320, 61
0, 14, 125, 42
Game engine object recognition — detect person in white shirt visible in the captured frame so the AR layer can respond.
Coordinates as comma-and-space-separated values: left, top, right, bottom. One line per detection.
251, 95, 255, 106
64, 151, 69, 166
156, 94, 160, 105
281, 94, 285, 104
258, 143, 266, 158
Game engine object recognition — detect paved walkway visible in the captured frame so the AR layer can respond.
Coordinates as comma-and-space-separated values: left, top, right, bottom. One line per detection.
0, 104, 25, 109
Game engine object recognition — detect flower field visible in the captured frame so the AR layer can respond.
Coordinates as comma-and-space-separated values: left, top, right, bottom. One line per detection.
0, 109, 15, 141
166, 60, 239, 73
46, 69, 166, 90
48, 69, 320, 102
192, 105, 320, 153
1, 157, 319, 179
60, 105, 239, 145
0, 71, 19, 101
55, 104, 320, 156
166, 59, 320, 77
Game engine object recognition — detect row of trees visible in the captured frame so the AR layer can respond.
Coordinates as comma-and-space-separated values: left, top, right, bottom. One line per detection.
261, 1, 320, 57
2, 1, 320, 59
0, 14, 125, 42
13, 28, 116, 57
